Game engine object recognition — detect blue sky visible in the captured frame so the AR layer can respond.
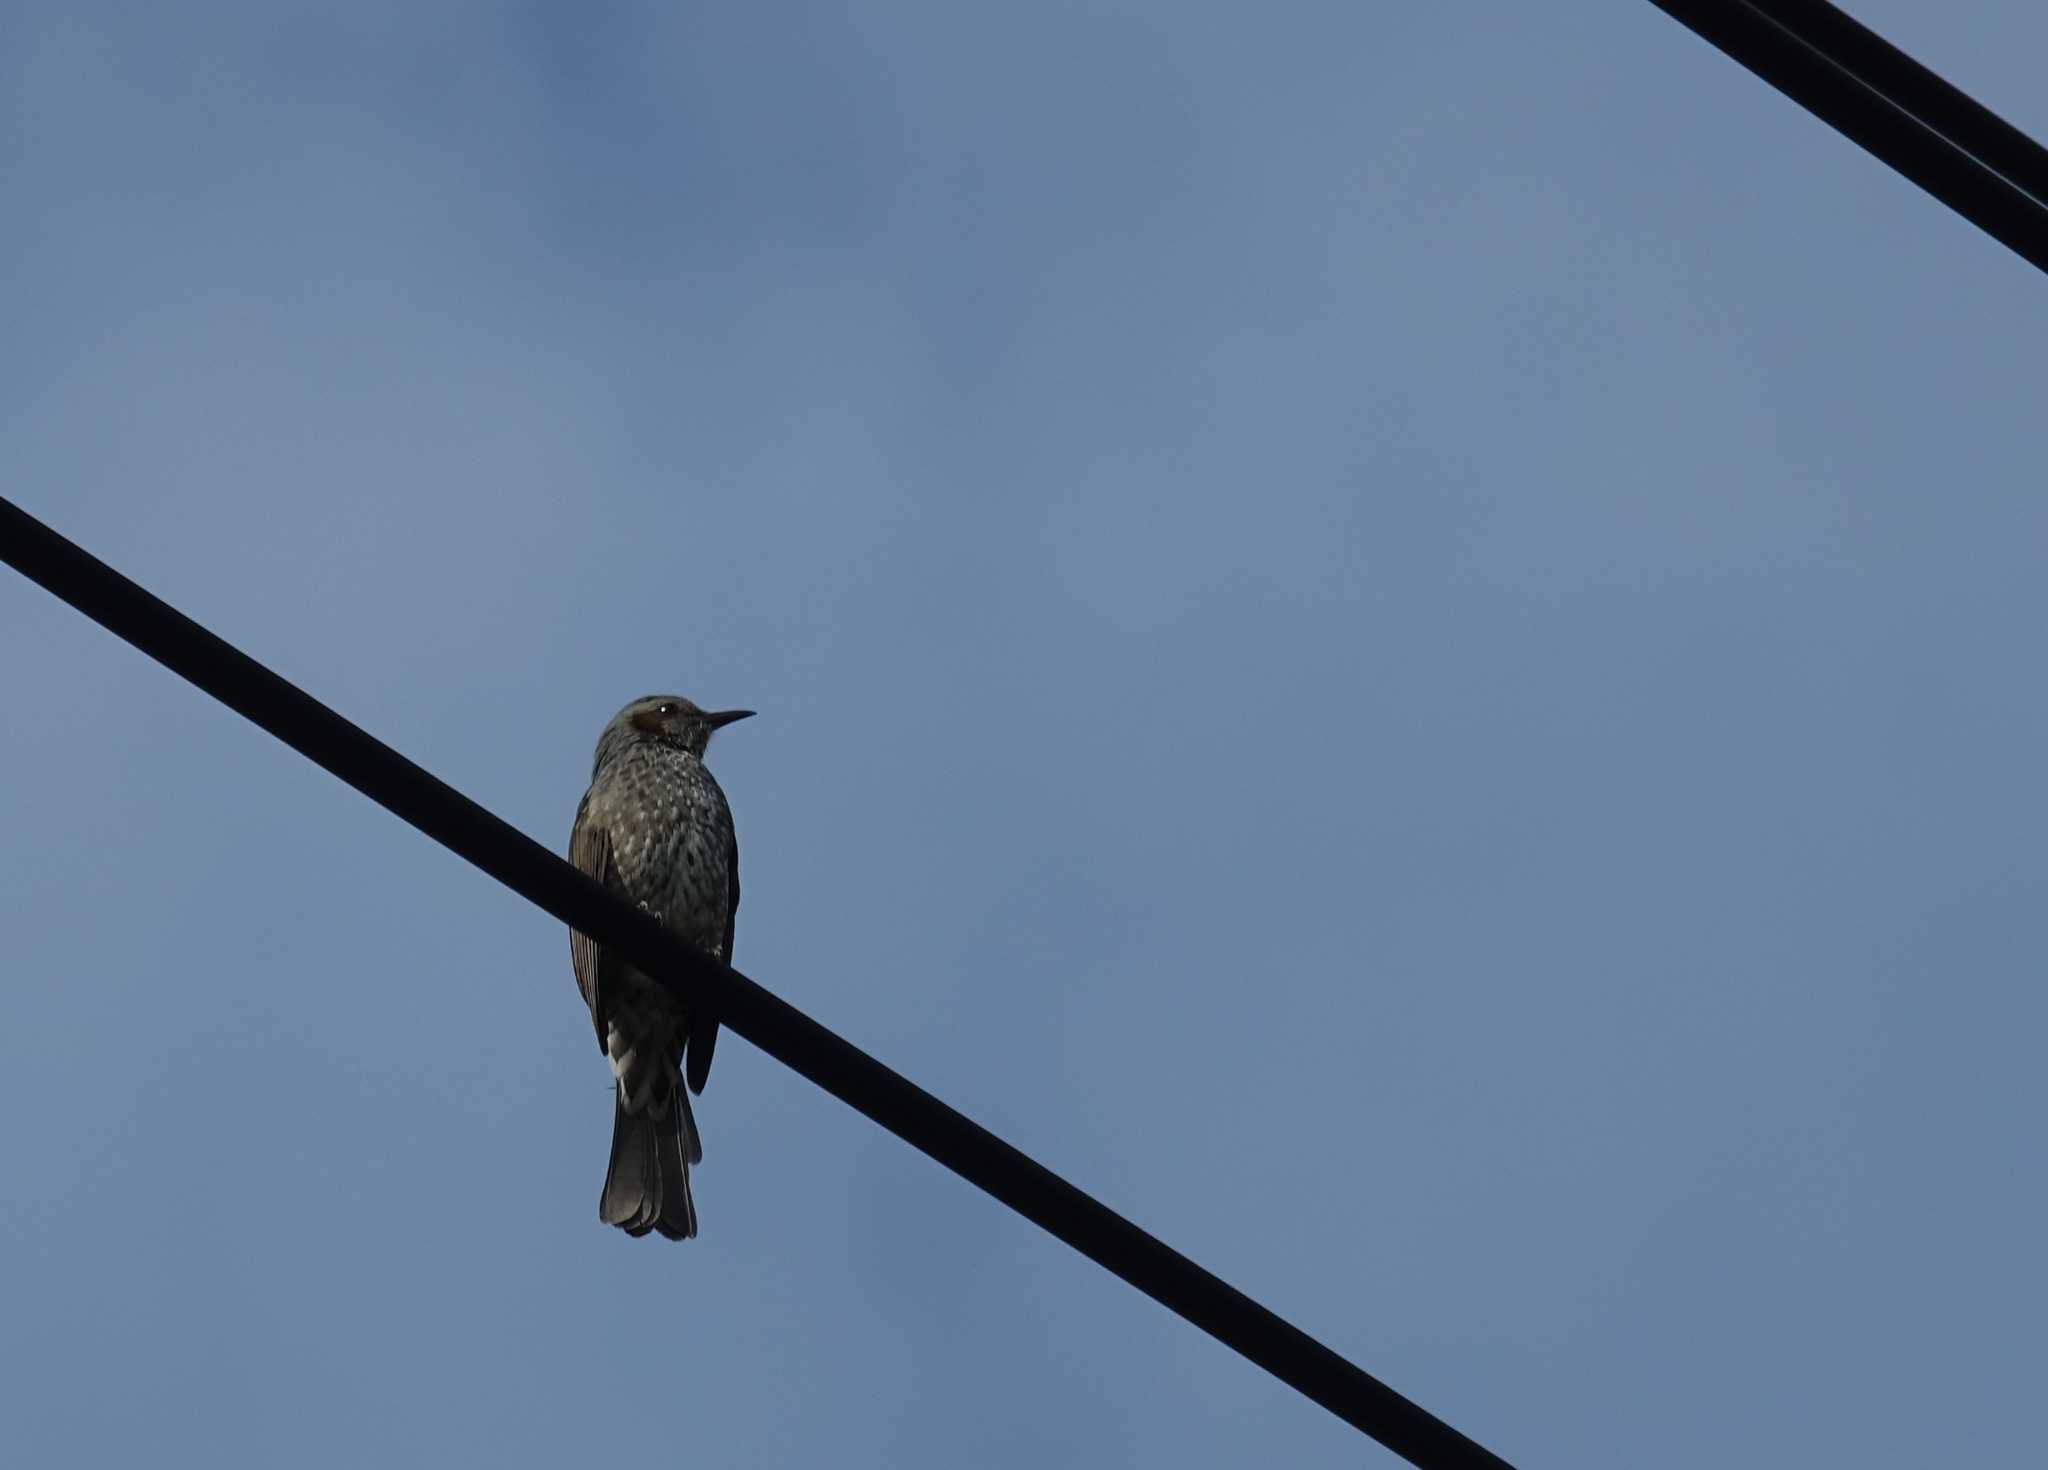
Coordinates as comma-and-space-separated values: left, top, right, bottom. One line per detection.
4, 3, 2045, 1465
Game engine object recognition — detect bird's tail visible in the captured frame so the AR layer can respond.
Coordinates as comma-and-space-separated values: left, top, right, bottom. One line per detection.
600, 1083, 700, 1240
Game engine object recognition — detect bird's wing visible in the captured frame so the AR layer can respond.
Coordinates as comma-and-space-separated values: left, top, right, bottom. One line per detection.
568, 793, 619, 1054
684, 819, 736, 1096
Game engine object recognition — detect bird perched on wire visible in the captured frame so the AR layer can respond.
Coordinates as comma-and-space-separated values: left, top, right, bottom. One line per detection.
568, 694, 752, 1239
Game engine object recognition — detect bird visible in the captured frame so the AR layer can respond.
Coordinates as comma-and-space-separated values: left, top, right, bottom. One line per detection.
568, 694, 751, 1239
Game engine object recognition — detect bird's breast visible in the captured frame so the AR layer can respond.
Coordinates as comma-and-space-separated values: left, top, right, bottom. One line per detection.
589, 755, 733, 955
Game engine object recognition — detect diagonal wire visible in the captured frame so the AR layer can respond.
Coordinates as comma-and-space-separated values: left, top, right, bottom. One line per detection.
1746, 0, 2048, 205
0, 494, 1517, 1469
1642, 0, 2048, 273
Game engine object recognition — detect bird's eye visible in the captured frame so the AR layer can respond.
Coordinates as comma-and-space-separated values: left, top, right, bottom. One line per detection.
658, 702, 678, 717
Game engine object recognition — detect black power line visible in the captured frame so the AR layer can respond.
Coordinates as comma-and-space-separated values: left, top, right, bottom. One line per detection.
1748, 0, 2048, 204
0, 494, 1517, 1469
1644, 0, 2048, 273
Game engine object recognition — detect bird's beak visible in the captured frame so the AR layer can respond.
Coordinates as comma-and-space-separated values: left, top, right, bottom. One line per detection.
703, 709, 755, 730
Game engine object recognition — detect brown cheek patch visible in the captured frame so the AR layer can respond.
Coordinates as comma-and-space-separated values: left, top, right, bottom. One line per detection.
630, 710, 664, 734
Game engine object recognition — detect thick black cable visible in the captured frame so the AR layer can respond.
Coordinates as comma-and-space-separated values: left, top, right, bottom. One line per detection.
1643, 0, 2048, 274
1748, 0, 2048, 205
0, 496, 1515, 1470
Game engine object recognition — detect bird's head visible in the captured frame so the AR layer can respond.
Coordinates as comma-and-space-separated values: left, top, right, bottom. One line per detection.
597, 694, 754, 768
